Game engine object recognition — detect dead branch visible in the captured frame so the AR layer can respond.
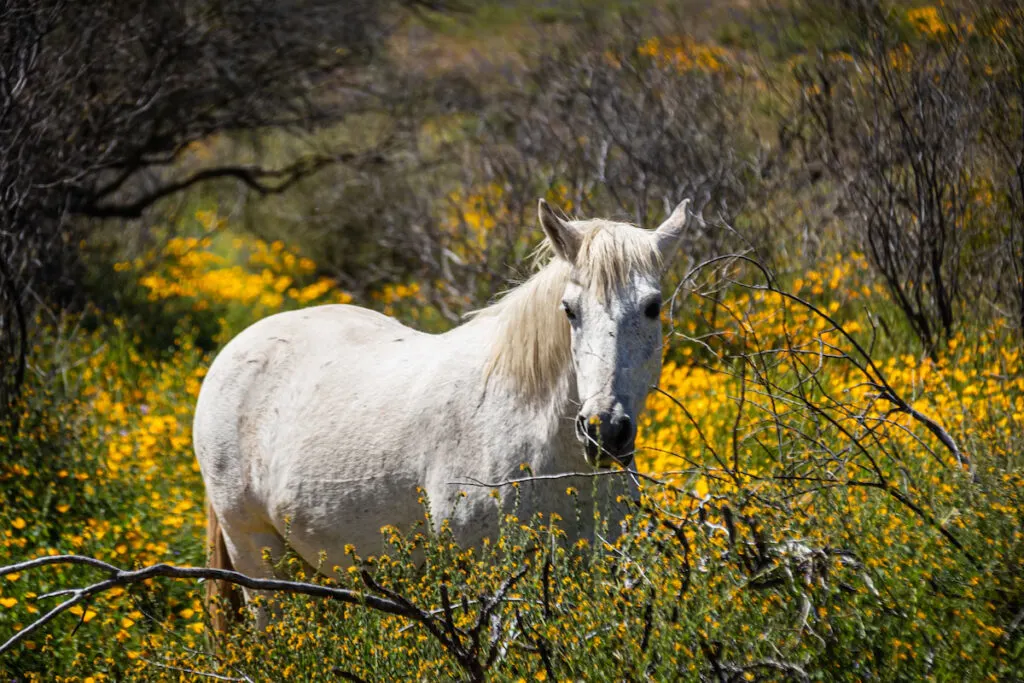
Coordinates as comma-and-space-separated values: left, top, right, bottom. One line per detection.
0, 554, 416, 657
0, 551, 542, 683
79, 154, 353, 219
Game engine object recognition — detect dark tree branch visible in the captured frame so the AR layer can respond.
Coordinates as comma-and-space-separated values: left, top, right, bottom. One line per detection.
78, 154, 352, 219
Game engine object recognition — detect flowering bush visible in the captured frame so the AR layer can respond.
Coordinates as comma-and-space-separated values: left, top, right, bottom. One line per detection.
2, 215, 1021, 679
114, 209, 353, 346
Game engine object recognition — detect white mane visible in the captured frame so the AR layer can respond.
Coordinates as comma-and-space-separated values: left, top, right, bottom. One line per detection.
475, 219, 663, 400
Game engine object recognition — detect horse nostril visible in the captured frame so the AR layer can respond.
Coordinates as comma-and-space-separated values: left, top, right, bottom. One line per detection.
578, 413, 633, 454
606, 414, 633, 451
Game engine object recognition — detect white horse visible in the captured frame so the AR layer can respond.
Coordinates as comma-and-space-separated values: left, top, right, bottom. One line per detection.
194, 198, 690, 623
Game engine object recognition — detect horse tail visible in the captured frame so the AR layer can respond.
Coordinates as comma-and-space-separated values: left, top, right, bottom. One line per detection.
206, 501, 242, 633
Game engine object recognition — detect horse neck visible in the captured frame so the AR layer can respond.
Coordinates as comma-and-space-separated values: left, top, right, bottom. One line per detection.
541, 364, 585, 471
454, 291, 582, 471
521, 356, 579, 451
487, 322, 580, 472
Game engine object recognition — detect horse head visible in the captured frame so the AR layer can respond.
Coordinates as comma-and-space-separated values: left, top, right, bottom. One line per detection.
538, 198, 691, 468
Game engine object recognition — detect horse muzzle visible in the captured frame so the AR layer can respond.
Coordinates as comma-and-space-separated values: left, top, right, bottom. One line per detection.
576, 412, 636, 469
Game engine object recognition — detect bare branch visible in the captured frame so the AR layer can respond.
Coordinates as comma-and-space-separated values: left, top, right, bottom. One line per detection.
138, 659, 254, 683
79, 155, 351, 219
0, 555, 424, 656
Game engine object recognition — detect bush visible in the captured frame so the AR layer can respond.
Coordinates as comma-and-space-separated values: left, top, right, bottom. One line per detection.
784, 0, 1024, 354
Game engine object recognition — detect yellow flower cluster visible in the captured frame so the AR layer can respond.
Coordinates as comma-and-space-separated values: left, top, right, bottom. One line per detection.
371, 281, 424, 319
444, 184, 508, 258
907, 6, 948, 35
631, 251, 1022, 675
637, 36, 730, 73
0, 213, 364, 677
126, 227, 350, 315
0, 315, 211, 676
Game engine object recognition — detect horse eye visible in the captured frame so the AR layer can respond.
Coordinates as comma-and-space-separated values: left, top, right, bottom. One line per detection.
562, 301, 577, 321
644, 298, 662, 319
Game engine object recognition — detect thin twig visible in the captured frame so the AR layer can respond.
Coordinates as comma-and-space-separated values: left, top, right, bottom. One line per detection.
138, 659, 255, 683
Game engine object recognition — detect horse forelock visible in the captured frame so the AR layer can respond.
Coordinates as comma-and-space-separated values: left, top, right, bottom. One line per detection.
571, 219, 663, 301
475, 219, 661, 401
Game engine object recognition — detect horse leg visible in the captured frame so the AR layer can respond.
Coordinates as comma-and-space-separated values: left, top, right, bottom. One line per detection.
217, 522, 289, 631
206, 501, 244, 634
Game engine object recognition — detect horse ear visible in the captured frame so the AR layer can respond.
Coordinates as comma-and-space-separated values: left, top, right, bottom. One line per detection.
538, 199, 582, 263
653, 198, 691, 268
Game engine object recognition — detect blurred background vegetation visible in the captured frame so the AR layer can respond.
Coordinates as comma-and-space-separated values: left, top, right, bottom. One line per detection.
1, 0, 1023, 679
